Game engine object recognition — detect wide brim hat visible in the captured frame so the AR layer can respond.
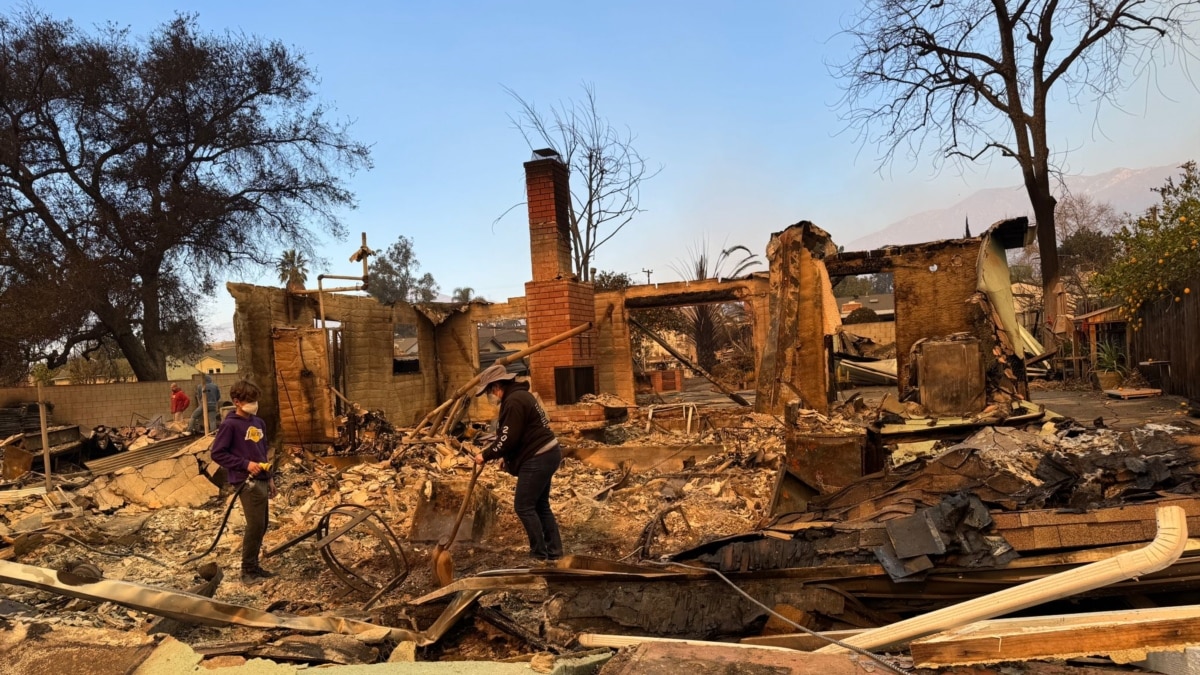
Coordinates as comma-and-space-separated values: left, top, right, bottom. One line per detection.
473, 364, 517, 397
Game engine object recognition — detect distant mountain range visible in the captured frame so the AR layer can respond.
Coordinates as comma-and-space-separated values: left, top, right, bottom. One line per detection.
845, 164, 1183, 251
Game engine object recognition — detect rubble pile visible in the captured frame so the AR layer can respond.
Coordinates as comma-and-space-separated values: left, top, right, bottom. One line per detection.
7, 389, 1200, 672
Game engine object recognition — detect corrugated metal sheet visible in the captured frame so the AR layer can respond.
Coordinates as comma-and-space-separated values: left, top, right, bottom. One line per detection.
84, 435, 208, 475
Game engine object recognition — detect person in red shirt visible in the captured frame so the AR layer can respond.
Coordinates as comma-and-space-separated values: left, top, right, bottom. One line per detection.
169, 384, 190, 423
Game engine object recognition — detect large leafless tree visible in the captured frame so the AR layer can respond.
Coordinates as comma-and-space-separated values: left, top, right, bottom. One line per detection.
837, 0, 1198, 333
506, 84, 660, 282
0, 11, 370, 381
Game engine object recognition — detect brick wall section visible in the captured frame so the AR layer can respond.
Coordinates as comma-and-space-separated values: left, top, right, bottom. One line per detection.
525, 158, 573, 281
843, 320, 895, 345
893, 240, 985, 396
0, 372, 241, 432
549, 405, 609, 423
525, 279, 596, 402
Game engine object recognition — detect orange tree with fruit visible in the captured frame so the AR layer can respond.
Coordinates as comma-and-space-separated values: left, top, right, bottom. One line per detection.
1095, 162, 1200, 331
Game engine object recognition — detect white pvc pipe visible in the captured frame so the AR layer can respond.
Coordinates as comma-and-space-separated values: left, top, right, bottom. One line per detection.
817, 505, 1188, 653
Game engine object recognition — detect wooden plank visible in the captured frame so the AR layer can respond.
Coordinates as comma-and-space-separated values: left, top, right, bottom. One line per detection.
741, 629, 868, 651
1105, 388, 1162, 399
911, 605, 1200, 667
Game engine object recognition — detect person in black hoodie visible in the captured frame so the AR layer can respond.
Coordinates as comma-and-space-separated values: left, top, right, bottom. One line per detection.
473, 364, 563, 562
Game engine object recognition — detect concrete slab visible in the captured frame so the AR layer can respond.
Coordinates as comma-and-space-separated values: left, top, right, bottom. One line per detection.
1030, 389, 1190, 428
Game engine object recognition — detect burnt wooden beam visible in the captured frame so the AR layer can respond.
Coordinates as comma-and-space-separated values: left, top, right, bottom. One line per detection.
624, 288, 745, 309
825, 251, 894, 277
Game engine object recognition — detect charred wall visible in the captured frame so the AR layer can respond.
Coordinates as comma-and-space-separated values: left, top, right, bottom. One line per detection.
891, 240, 986, 397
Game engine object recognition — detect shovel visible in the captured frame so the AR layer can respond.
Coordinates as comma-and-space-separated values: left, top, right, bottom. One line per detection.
431, 462, 483, 587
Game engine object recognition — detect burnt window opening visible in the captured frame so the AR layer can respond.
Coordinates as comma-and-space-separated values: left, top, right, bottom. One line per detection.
476, 320, 530, 375
554, 366, 596, 405
393, 323, 421, 375
832, 273, 895, 324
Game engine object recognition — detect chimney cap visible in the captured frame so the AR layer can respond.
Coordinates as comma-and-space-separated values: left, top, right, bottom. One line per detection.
531, 148, 561, 161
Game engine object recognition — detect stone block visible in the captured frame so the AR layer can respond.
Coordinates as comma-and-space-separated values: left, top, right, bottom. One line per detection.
387, 641, 417, 663
1141, 647, 1200, 675
551, 650, 614, 675
132, 636, 201, 674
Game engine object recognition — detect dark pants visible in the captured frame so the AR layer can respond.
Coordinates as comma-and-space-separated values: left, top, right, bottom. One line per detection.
514, 447, 562, 560
190, 405, 220, 434
238, 479, 270, 569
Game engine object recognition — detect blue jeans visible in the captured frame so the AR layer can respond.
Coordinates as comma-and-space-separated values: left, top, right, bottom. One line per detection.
513, 447, 562, 559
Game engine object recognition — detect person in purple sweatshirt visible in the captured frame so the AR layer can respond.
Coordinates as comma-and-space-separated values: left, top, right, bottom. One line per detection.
210, 380, 275, 581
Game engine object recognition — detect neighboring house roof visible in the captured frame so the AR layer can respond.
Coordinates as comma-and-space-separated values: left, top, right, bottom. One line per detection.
1073, 305, 1124, 324
478, 327, 528, 344
479, 350, 529, 374
835, 293, 895, 317
203, 347, 238, 365
478, 337, 506, 352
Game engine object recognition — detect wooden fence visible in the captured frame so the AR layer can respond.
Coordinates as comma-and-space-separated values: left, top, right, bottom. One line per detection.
1130, 283, 1200, 401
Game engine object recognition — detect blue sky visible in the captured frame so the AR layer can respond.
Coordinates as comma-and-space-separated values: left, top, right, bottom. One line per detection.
24, 1, 1200, 338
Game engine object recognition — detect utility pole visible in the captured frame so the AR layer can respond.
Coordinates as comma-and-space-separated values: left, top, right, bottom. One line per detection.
641, 268, 653, 285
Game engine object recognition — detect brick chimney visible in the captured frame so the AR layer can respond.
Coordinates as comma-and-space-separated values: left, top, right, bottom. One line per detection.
525, 151, 573, 281
522, 151, 596, 406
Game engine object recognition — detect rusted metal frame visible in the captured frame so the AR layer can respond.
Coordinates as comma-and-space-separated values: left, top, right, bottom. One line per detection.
315, 505, 410, 603
313, 506, 376, 548
265, 504, 410, 608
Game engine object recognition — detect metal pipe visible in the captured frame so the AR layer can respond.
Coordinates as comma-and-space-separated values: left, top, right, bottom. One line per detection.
816, 505, 1188, 653
290, 285, 364, 295
36, 382, 51, 492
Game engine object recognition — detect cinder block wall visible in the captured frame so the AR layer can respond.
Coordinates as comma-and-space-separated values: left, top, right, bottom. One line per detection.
842, 320, 896, 345
0, 372, 240, 431
322, 293, 440, 428
594, 291, 636, 403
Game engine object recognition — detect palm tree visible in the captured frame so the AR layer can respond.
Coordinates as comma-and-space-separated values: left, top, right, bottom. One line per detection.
276, 249, 309, 291
673, 241, 761, 372
451, 287, 482, 303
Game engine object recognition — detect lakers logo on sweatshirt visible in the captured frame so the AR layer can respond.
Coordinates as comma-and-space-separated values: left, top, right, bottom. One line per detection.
245, 426, 264, 443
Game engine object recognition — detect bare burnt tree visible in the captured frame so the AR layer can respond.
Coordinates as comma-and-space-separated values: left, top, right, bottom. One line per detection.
0, 11, 370, 381
506, 84, 660, 282
836, 0, 1199, 333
